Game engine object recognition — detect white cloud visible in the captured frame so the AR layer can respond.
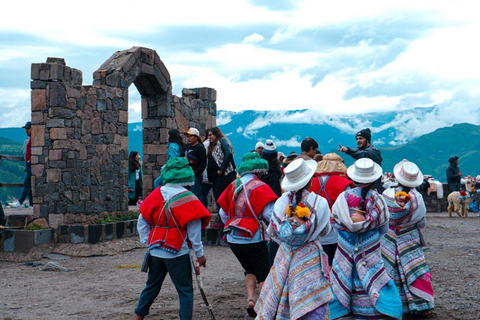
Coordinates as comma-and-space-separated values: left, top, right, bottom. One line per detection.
0, 88, 31, 128
243, 33, 264, 44
270, 135, 302, 148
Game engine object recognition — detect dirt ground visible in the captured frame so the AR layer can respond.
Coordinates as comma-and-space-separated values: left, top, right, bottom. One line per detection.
0, 212, 479, 320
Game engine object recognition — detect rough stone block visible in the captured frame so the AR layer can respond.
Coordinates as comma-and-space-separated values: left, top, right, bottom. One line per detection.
14, 230, 34, 253
88, 225, 104, 244
31, 164, 45, 177
31, 146, 43, 155
50, 63, 65, 80
32, 89, 47, 111
119, 110, 128, 123
2, 229, 15, 252
46, 119, 65, 128
126, 220, 135, 237
48, 82, 66, 107
70, 225, 85, 244
48, 150, 62, 161
71, 68, 83, 85
97, 100, 107, 111
31, 80, 47, 89
31, 112, 44, 125
31, 125, 45, 147
143, 144, 167, 155
48, 214, 64, 230
105, 223, 114, 240
46, 169, 62, 182
35, 229, 52, 245
116, 221, 125, 238
50, 128, 67, 140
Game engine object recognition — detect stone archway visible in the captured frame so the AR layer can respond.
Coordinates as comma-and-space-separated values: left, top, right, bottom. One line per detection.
29, 47, 216, 227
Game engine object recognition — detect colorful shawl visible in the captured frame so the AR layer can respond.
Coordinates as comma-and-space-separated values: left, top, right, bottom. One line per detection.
381, 188, 434, 313
255, 191, 332, 320
330, 188, 402, 319
219, 176, 278, 240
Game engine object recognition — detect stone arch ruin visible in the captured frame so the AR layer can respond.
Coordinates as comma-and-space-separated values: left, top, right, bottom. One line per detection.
30, 47, 216, 228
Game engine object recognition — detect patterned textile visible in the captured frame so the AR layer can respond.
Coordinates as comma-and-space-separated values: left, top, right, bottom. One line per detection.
255, 191, 332, 320
381, 188, 435, 313
140, 188, 211, 253
329, 188, 402, 320
211, 137, 235, 176
219, 177, 278, 240
255, 240, 332, 320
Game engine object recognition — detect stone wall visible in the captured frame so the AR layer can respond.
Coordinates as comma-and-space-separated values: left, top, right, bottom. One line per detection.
30, 47, 216, 227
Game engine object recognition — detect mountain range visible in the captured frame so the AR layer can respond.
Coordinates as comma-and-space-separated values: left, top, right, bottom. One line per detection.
1, 107, 479, 202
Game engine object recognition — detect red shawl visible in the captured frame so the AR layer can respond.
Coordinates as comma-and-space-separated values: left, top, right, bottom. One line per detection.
140, 187, 211, 253
218, 177, 278, 239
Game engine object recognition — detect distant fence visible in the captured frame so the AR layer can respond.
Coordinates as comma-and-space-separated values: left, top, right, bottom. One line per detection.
0, 154, 24, 188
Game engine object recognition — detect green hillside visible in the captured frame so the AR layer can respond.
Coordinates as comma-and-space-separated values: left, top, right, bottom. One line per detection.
380, 123, 480, 181
0, 137, 25, 203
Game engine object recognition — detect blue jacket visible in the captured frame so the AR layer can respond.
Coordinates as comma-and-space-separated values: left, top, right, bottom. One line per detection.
128, 167, 143, 200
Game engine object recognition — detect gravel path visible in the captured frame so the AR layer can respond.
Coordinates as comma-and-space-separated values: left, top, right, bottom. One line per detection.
0, 212, 479, 319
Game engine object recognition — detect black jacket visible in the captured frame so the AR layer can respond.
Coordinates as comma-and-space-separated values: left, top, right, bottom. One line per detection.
346, 144, 383, 165
446, 157, 461, 184
181, 143, 207, 177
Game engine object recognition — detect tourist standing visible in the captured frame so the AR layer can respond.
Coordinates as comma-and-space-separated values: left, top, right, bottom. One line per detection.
296, 137, 319, 161
199, 128, 213, 209
134, 157, 211, 320
329, 158, 402, 320
382, 160, 435, 317
338, 128, 382, 165
167, 129, 183, 160
206, 126, 236, 205
154, 129, 184, 188
8, 121, 32, 208
255, 158, 333, 319
260, 139, 283, 264
446, 156, 462, 191
309, 153, 354, 268
254, 141, 264, 156
218, 152, 278, 318
181, 128, 206, 199
128, 151, 143, 205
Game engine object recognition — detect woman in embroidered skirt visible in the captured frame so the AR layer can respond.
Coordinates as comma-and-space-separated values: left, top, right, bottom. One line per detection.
255, 158, 333, 320
329, 158, 402, 320
381, 160, 435, 317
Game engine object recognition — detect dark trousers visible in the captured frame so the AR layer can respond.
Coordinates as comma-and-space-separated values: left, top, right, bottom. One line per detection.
128, 180, 143, 205
268, 241, 279, 266
190, 176, 203, 200
135, 254, 194, 319
19, 162, 32, 205
199, 183, 212, 209
0, 202, 6, 226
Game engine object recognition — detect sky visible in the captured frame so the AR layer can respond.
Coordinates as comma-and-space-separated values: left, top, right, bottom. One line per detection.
1, 0, 479, 129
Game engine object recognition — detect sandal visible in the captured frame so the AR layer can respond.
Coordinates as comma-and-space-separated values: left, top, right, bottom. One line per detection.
246, 299, 257, 318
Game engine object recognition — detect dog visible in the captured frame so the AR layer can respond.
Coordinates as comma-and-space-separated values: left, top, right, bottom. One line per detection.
447, 191, 474, 217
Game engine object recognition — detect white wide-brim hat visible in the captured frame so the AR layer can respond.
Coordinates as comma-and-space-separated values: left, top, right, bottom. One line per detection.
281, 158, 317, 192
347, 158, 383, 184
393, 159, 424, 188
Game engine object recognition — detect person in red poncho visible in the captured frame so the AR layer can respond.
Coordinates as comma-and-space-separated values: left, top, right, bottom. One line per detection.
134, 157, 211, 320
218, 152, 278, 318
309, 153, 354, 267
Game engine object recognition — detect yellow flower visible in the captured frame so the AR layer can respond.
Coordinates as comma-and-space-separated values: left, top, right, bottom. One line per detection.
296, 206, 311, 219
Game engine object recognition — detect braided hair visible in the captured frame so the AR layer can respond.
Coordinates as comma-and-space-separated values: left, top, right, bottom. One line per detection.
359, 183, 375, 211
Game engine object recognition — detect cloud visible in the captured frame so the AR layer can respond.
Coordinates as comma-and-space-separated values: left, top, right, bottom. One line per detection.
270, 135, 302, 147
216, 111, 235, 126
243, 33, 265, 44
0, 88, 32, 128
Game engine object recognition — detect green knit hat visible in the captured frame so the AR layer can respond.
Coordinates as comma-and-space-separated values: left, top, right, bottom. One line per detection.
237, 152, 269, 176
160, 157, 194, 186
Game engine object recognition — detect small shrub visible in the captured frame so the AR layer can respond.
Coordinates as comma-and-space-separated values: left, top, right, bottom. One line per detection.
97, 213, 115, 224
26, 223, 44, 230
117, 211, 139, 221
